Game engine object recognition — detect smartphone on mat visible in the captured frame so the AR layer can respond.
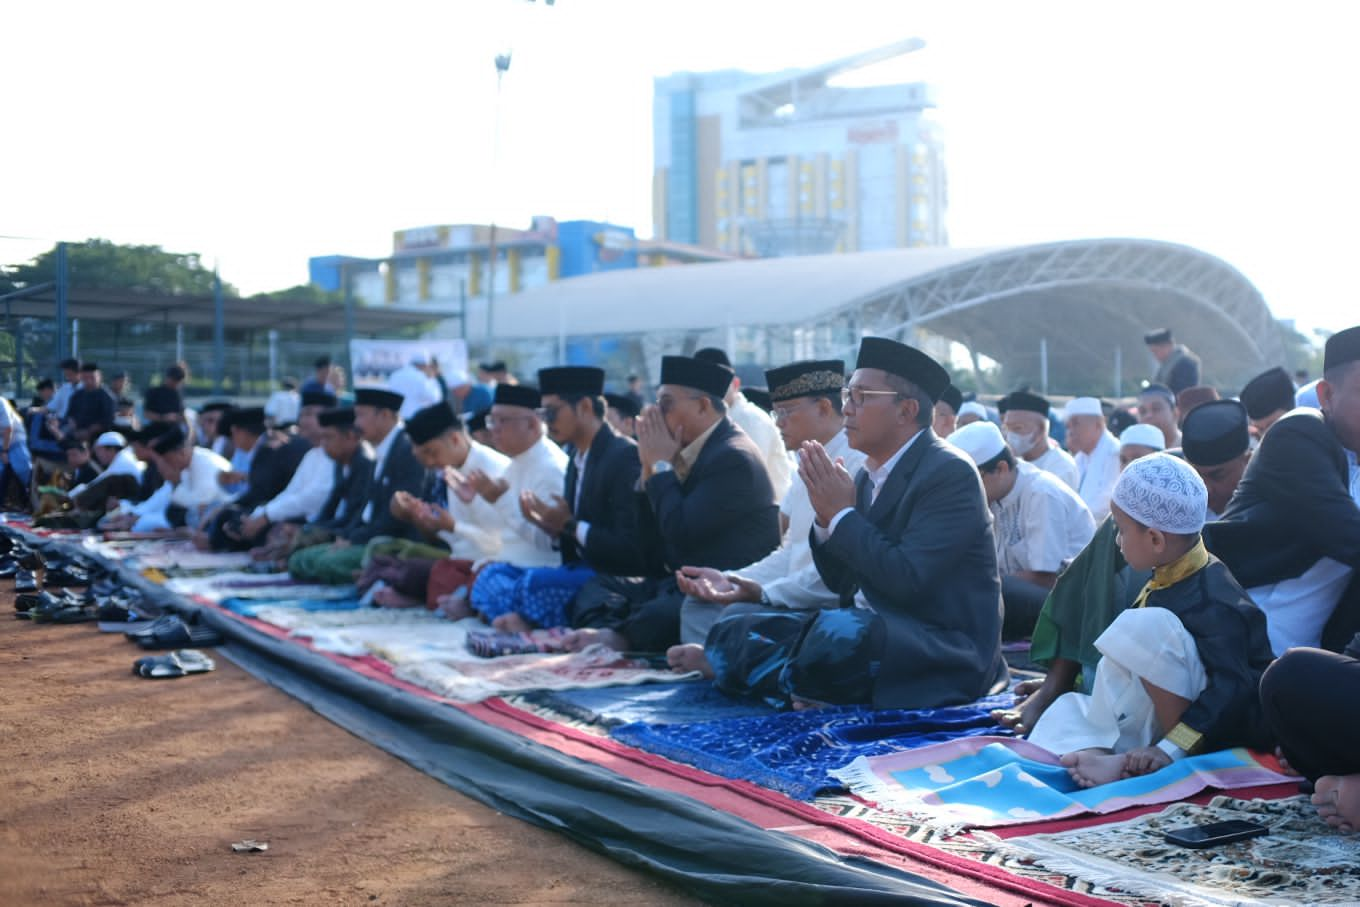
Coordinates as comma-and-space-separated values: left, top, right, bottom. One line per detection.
1163, 819, 1269, 849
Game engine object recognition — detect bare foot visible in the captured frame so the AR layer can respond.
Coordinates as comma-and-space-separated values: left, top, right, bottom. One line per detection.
434, 594, 472, 620
491, 612, 532, 633
791, 697, 827, 711
373, 586, 422, 608
562, 627, 629, 653
1061, 749, 1127, 788
665, 643, 714, 678
994, 677, 1062, 735
1313, 774, 1360, 833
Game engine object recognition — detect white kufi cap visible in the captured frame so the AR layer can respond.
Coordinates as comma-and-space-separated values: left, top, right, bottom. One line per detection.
1111, 452, 1208, 535
958, 401, 988, 420
949, 420, 1007, 466
1064, 397, 1103, 420
94, 431, 127, 448
1119, 423, 1166, 451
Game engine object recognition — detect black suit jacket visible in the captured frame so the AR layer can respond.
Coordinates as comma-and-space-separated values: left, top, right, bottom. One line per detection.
639, 417, 780, 575
235, 435, 311, 512
1205, 409, 1360, 587
810, 429, 1008, 710
561, 424, 646, 575
314, 444, 375, 533
346, 428, 429, 545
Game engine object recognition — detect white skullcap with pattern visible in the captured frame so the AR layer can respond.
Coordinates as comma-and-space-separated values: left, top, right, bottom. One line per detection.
1111, 452, 1208, 535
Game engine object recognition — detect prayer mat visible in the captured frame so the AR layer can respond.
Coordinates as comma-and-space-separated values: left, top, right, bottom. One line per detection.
994, 794, 1360, 906
833, 738, 1297, 830
521, 680, 775, 728
611, 694, 1016, 801
221, 597, 365, 618
128, 545, 258, 571
394, 644, 696, 703
464, 626, 571, 658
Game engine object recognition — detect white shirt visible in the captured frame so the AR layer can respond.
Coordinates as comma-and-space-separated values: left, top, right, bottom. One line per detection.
1033, 441, 1081, 492
0, 397, 26, 448
468, 433, 567, 567
437, 440, 512, 560
170, 446, 234, 526
1075, 430, 1121, 522
729, 393, 793, 503
387, 365, 442, 420
253, 445, 334, 523
991, 460, 1096, 575
1249, 447, 1360, 654
104, 446, 145, 478
49, 380, 79, 420
361, 423, 404, 523
743, 430, 866, 609
265, 389, 301, 425
129, 481, 174, 532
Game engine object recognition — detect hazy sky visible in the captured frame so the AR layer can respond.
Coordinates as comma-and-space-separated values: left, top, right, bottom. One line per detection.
5, 0, 1357, 333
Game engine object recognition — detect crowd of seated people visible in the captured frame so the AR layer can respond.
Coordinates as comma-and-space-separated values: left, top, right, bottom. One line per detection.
7, 324, 1360, 834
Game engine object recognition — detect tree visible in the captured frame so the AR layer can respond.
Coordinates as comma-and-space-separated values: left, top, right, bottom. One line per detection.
0, 238, 237, 297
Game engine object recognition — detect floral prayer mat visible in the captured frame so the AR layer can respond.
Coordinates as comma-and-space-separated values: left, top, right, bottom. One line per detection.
993, 794, 1360, 906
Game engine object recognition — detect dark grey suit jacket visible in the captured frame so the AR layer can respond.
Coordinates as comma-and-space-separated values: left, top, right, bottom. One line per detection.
346, 429, 429, 545
313, 443, 375, 534
562, 424, 647, 576
810, 429, 1008, 710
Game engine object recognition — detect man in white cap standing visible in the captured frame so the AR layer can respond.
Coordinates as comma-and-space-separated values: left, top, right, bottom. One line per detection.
950, 421, 1095, 639
387, 354, 442, 420
1064, 397, 1120, 521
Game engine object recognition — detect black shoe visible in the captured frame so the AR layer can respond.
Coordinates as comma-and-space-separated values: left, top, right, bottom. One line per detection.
14, 570, 38, 593
44, 566, 90, 587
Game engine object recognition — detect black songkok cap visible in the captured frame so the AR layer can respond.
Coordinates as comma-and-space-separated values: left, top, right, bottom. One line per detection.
151, 425, 189, 455
223, 406, 266, 433
354, 387, 404, 411
854, 337, 951, 404
59, 358, 79, 371
406, 402, 461, 444
744, 388, 773, 413
133, 421, 176, 445
693, 347, 733, 369
765, 359, 844, 403
997, 389, 1050, 416
314, 355, 332, 369
603, 394, 639, 419
301, 390, 338, 409
938, 384, 964, 414
143, 385, 183, 416
1324, 326, 1360, 374
538, 366, 605, 398
479, 360, 507, 372
659, 355, 734, 398
1181, 399, 1250, 467
1239, 366, 1296, 420
317, 407, 356, 429
493, 383, 541, 410
200, 400, 234, 414
80, 361, 98, 372
59, 436, 86, 452
1144, 328, 1173, 345
466, 409, 490, 433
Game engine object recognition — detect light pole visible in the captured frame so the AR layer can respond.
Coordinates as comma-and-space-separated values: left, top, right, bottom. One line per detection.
484, 51, 511, 360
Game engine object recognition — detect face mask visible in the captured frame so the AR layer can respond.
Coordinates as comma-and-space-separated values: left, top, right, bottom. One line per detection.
1005, 430, 1037, 456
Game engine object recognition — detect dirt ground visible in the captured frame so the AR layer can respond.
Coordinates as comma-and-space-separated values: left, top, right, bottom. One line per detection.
0, 589, 703, 906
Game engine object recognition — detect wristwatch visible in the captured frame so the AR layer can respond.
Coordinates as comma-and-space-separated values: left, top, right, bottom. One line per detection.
652, 460, 674, 475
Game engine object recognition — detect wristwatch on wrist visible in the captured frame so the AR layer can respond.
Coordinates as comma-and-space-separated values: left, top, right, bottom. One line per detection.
652, 460, 674, 475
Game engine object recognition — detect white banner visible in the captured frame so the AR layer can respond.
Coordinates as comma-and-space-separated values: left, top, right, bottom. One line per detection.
349, 339, 467, 387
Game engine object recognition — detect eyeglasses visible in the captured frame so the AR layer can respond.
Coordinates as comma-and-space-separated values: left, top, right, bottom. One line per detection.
841, 387, 901, 407
534, 405, 562, 422
485, 414, 533, 430
657, 394, 702, 414
772, 399, 815, 421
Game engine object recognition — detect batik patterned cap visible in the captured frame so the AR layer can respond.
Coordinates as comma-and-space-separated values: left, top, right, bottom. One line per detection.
1111, 452, 1207, 534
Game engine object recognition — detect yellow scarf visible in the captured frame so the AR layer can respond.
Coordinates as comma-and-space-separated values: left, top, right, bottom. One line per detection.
1132, 538, 1209, 609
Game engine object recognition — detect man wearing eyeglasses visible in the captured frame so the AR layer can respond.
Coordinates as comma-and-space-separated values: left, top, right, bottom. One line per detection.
466, 366, 647, 633
694, 337, 1008, 710
667, 359, 867, 656
564, 354, 781, 654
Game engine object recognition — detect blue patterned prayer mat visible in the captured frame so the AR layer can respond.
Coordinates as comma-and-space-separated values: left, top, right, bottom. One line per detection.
522, 680, 775, 727
610, 693, 1016, 800
221, 597, 365, 618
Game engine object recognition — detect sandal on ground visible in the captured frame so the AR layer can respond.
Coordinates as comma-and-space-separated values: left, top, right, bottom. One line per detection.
134, 619, 223, 650
133, 649, 217, 678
